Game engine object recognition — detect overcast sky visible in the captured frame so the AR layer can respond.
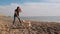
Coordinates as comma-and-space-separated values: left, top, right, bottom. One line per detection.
0, 0, 60, 16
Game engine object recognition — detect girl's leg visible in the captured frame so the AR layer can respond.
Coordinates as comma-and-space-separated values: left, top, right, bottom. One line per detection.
17, 16, 21, 23
13, 16, 16, 24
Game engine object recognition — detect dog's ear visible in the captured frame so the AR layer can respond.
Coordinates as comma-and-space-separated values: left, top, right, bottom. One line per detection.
23, 20, 24, 22
28, 21, 31, 27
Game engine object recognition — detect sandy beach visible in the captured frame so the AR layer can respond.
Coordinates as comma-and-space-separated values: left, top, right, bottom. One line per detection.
0, 16, 60, 34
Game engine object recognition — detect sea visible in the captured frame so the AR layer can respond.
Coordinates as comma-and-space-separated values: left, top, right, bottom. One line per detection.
20, 16, 60, 22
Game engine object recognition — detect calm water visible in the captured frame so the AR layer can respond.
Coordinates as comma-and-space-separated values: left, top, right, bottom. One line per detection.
20, 16, 60, 22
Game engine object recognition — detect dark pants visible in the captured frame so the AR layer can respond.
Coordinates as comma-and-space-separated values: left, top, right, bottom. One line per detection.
13, 15, 21, 24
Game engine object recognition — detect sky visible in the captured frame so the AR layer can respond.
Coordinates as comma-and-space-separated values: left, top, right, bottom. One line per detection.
0, 0, 60, 16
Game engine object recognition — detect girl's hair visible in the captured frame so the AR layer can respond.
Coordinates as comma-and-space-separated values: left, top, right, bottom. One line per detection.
17, 6, 19, 10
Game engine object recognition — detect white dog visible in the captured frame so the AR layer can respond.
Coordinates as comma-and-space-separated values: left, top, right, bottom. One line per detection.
22, 20, 31, 27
